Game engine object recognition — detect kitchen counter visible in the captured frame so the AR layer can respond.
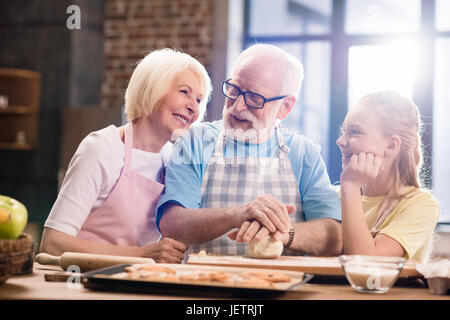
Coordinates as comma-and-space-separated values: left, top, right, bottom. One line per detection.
0, 263, 448, 300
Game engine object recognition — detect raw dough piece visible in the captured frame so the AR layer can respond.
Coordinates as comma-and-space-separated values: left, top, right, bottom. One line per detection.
198, 250, 208, 257
248, 235, 283, 259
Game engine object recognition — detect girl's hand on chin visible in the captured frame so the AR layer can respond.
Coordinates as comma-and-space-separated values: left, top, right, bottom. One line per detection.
340, 152, 383, 188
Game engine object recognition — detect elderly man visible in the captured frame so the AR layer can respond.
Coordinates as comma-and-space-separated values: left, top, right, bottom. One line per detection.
156, 44, 342, 257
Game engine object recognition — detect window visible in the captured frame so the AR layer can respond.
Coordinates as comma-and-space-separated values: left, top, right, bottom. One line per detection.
348, 41, 419, 107
433, 0, 450, 224
274, 42, 331, 163
248, 0, 332, 36
435, 0, 450, 31
345, 0, 421, 34
433, 39, 450, 223
244, 0, 450, 223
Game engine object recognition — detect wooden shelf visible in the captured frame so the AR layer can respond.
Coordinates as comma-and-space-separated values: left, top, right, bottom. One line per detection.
0, 105, 38, 115
0, 142, 36, 150
0, 68, 40, 80
0, 68, 41, 150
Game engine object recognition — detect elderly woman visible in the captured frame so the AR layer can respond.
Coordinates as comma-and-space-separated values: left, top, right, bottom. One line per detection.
40, 49, 212, 263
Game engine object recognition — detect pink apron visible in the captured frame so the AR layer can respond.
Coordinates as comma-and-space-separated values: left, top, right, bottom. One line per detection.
77, 122, 165, 246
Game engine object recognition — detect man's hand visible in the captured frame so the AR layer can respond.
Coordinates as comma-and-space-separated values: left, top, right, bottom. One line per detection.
228, 202, 295, 244
228, 221, 291, 245
140, 237, 187, 263
232, 195, 295, 235
340, 152, 383, 188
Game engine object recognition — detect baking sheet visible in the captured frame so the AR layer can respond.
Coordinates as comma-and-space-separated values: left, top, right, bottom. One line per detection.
82, 263, 309, 298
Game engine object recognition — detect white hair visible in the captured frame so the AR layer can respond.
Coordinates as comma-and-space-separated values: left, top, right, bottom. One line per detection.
124, 48, 212, 121
233, 44, 304, 98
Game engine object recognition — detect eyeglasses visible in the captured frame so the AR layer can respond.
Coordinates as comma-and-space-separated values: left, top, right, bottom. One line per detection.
222, 79, 287, 109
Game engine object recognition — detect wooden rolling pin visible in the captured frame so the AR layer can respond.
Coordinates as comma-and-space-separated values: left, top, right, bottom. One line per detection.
36, 252, 155, 272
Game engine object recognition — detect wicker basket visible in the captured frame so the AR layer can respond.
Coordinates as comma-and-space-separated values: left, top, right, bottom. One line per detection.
0, 233, 32, 284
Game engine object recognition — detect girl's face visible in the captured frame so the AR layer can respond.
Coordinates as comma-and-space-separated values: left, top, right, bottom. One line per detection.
152, 69, 203, 140
336, 105, 389, 166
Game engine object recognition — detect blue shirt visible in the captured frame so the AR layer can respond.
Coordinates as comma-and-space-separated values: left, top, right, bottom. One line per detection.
156, 120, 341, 230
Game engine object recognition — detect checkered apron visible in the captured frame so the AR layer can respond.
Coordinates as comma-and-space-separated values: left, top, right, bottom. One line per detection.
187, 127, 304, 256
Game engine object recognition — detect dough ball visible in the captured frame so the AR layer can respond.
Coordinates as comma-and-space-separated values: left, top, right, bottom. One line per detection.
248, 235, 283, 259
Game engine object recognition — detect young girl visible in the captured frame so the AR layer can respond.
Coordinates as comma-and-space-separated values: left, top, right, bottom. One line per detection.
337, 91, 440, 263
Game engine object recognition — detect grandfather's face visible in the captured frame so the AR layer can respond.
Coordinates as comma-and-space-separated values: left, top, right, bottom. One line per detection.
222, 57, 285, 138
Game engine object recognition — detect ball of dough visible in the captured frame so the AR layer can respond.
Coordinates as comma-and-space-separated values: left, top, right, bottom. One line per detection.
248, 235, 283, 259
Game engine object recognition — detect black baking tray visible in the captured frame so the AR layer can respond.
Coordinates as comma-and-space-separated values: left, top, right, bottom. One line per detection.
82, 264, 311, 298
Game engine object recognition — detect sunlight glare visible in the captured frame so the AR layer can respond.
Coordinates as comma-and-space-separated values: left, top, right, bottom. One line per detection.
348, 40, 421, 108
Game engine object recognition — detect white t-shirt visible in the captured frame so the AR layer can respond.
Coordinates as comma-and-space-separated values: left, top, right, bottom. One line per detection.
44, 125, 172, 236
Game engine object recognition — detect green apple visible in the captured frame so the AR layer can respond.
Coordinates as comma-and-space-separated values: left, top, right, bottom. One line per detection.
0, 195, 28, 239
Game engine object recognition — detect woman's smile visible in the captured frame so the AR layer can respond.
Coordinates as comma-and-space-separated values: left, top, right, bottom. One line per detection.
172, 112, 190, 127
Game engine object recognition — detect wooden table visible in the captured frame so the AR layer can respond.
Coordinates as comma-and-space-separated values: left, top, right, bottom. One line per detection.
0, 263, 448, 301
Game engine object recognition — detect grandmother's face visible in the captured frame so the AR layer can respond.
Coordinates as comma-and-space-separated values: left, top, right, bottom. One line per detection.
222, 56, 284, 134
153, 69, 203, 140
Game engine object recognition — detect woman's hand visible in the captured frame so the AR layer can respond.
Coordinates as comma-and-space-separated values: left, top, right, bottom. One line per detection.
340, 152, 383, 188
140, 237, 187, 263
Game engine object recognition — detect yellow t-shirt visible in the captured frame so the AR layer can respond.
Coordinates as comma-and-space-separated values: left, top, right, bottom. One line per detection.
361, 187, 440, 263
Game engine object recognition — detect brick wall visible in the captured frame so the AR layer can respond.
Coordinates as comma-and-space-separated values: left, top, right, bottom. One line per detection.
101, 0, 213, 110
